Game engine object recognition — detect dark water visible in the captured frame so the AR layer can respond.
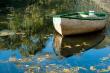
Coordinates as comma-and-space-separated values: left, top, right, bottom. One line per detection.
0, 3, 110, 73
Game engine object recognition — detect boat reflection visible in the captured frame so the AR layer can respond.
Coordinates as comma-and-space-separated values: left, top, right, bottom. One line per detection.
54, 30, 105, 57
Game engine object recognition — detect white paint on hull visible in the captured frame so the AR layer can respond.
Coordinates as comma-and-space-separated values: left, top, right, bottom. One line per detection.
53, 17, 62, 35
53, 17, 106, 35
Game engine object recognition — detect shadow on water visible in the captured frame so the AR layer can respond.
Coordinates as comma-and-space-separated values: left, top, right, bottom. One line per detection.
54, 30, 105, 57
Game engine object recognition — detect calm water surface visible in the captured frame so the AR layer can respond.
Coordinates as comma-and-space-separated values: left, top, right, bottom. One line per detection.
0, 29, 110, 73
0, 7, 110, 73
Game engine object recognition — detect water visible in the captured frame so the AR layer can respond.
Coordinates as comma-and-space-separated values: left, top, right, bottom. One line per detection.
0, 28, 110, 73
0, 1, 110, 73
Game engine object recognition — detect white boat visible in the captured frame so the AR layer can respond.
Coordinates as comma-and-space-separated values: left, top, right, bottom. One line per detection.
53, 11, 107, 35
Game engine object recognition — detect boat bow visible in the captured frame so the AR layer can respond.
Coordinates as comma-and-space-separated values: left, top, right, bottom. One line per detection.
53, 17, 62, 35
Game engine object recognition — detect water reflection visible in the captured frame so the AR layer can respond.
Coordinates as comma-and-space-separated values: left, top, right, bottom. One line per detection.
0, 29, 110, 73
54, 30, 105, 57
0, 23, 108, 73
0, 0, 110, 72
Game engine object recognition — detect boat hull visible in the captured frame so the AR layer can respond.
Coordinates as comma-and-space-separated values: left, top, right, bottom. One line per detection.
61, 18, 106, 35
53, 18, 106, 35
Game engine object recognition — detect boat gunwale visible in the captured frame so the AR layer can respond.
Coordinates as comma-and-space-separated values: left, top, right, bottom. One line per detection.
53, 12, 108, 20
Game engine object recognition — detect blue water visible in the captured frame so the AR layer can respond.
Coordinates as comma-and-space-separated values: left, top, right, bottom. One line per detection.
0, 34, 110, 73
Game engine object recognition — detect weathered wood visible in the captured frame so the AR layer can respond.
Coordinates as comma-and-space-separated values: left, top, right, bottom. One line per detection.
53, 17, 106, 35
61, 18, 106, 35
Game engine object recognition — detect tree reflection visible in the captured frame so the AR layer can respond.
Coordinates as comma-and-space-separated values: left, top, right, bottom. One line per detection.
0, 33, 51, 57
